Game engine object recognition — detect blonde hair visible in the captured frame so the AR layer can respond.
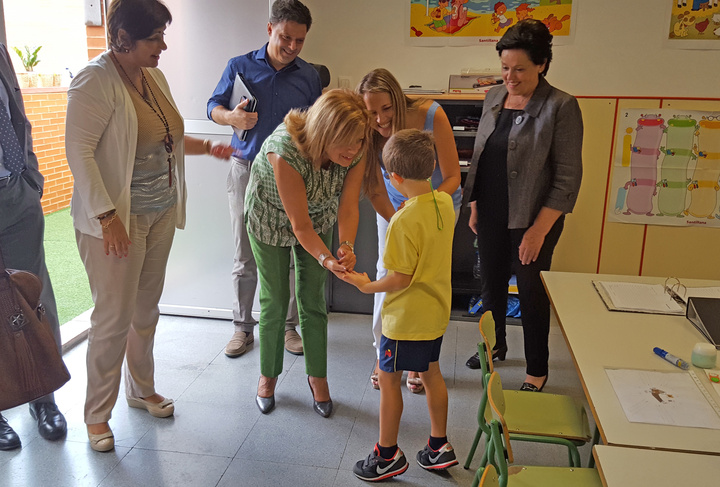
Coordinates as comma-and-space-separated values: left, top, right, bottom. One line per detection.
356, 68, 426, 193
285, 89, 370, 170
383, 129, 435, 180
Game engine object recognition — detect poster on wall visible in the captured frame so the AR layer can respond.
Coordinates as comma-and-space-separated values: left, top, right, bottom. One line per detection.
666, 1, 720, 49
406, 0, 575, 47
609, 108, 720, 228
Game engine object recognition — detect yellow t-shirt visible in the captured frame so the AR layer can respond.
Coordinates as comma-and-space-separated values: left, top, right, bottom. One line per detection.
382, 190, 455, 341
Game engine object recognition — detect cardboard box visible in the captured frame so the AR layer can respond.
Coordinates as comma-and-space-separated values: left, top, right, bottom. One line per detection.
448, 74, 503, 94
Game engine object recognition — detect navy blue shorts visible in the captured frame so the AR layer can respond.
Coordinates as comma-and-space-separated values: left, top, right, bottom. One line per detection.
379, 334, 443, 373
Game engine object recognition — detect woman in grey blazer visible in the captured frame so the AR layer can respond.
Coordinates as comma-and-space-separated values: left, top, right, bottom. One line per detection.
463, 19, 583, 392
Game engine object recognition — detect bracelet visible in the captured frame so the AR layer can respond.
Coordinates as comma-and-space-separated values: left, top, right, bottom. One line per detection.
317, 252, 331, 268
101, 213, 118, 231
339, 241, 354, 252
97, 209, 116, 221
203, 139, 212, 154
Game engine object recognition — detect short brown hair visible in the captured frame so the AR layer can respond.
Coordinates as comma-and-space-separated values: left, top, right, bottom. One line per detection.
107, 0, 172, 52
285, 89, 370, 170
383, 129, 435, 181
270, 0, 312, 30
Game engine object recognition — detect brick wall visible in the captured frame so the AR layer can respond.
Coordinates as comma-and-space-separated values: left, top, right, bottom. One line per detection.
22, 88, 72, 215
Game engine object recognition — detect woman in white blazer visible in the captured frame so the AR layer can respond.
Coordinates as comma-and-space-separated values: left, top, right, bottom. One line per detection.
65, 0, 231, 452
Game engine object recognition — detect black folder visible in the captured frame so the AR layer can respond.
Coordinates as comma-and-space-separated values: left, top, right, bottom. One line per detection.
686, 297, 720, 350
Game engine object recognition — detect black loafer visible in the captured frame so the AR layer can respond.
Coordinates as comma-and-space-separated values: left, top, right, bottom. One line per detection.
313, 398, 333, 418
255, 395, 275, 414
465, 352, 481, 369
29, 402, 67, 441
0, 415, 21, 451
519, 375, 548, 393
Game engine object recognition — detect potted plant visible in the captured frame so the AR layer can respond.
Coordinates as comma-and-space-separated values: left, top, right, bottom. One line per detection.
13, 45, 54, 88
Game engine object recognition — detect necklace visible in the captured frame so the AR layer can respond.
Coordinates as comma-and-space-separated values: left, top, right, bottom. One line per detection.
111, 51, 174, 187
504, 94, 532, 110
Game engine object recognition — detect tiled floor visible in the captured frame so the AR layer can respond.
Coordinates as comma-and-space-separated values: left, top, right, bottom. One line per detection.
0, 312, 595, 486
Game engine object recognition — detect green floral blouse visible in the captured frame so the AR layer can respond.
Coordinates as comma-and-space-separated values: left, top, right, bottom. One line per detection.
244, 124, 362, 247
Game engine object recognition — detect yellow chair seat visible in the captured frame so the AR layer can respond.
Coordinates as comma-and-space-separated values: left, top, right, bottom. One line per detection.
505, 465, 603, 487
504, 391, 591, 442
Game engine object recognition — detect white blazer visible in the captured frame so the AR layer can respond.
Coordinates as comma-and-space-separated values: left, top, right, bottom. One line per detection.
65, 51, 186, 238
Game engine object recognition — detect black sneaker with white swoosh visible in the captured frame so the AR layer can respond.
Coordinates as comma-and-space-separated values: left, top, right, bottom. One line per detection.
353, 445, 408, 482
416, 442, 459, 470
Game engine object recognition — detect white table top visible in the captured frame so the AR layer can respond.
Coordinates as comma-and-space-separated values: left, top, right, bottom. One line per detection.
541, 271, 720, 455
593, 445, 720, 486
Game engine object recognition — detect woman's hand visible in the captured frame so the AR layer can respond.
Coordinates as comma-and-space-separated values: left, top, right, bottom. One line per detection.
102, 217, 131, 258
468, 201, 478, 235
337, 244, 356, 271
518, 225, 546, 265
323, 257, 347, 278
209, 142, 234, 160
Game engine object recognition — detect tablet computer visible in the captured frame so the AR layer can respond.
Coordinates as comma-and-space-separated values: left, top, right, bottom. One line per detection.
229, 73, 257, 141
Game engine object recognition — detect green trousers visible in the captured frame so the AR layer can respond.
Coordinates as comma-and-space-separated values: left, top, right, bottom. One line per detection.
248, 231, 332, 378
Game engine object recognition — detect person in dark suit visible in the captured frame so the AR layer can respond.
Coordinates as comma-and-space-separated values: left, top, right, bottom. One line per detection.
462, 20, 583, 392
0, 43, 67, 451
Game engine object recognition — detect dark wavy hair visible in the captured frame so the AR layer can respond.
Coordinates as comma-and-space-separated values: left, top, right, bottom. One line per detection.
269, 0, 312, 30
496, 19, 553, 76
107, 0, 172, 52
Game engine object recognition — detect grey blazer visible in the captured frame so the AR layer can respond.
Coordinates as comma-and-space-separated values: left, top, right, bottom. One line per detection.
462, 76, 583, 229
0, 43, 43, 195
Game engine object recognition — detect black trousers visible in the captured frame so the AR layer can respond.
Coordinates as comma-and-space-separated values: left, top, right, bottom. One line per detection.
476, 215, 564, 377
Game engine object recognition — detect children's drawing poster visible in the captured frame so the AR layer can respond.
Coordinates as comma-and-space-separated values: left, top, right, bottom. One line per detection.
406, 0, 575, 46
666, 1, 720, 49
609, 109, 720, 228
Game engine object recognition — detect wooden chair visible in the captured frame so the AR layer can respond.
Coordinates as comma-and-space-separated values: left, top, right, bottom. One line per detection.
464, 311, 591, 470
472, 371, 603, 487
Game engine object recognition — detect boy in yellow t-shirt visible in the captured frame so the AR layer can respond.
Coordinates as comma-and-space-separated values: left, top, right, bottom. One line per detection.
342, 129, 457, 482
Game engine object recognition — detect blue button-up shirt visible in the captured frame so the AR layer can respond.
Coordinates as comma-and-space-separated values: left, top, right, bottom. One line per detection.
207, 43, 322, 162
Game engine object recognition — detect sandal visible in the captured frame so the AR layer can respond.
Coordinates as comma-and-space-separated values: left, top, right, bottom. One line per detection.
370, 372, 379, 390
406, 376, 424, 394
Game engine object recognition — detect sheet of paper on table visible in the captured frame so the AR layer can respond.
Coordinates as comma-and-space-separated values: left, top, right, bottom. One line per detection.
606, 368, 720, 429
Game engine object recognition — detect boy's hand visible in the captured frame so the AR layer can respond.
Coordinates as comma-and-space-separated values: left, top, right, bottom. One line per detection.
341, 270, 371, 291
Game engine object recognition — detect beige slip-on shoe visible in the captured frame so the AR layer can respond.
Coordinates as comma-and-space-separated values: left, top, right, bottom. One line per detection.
284, 329, 304, 355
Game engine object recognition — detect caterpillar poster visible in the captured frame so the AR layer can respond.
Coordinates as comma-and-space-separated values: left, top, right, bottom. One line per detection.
609, 108, 720, 228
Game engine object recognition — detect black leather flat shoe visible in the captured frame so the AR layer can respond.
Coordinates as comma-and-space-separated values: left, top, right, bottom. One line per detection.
519, 375, 548, 393
0, 415, 21, 451
465, 352, 481, 369
255, 395, 275, 414
308, 377, 333, 418
29, 402, 67, 441
492, 344, 508, 362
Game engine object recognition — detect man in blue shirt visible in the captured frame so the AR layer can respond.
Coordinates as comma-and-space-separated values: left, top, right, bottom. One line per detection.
0, 43, 67, 450
207, 0, 321, 359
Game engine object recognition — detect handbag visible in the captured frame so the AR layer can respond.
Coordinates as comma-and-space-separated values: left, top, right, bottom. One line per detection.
0, 247, 70, 411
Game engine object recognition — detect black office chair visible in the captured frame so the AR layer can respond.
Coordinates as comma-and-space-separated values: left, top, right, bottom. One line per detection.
309, 63, 331, 89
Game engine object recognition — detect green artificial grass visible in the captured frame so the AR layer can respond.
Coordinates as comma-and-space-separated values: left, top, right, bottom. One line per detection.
44, 208, 94, 325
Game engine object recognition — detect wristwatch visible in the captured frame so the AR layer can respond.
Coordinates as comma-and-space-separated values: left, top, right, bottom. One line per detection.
339, 240, 355, 252
317, 252, 331, 268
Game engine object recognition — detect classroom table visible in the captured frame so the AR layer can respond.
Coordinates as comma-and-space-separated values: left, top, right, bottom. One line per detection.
541, 271, 720, 455
593, 445, 720, 486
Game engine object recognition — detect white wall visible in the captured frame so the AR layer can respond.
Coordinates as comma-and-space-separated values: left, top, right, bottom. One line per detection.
298, 0, 720, 98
